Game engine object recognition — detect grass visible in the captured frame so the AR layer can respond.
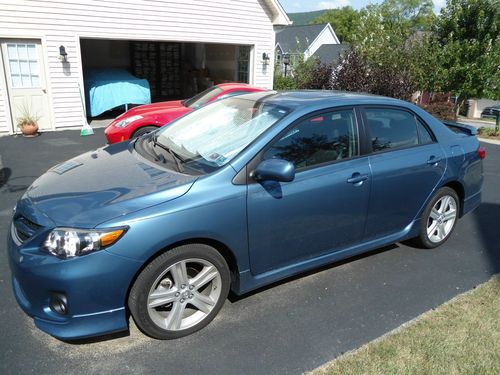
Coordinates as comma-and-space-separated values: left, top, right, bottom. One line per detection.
478, 127, 500, 139
311, 276, 500, 375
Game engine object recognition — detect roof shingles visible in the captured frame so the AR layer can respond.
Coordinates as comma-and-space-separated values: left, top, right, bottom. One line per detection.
275, 24, 327, 53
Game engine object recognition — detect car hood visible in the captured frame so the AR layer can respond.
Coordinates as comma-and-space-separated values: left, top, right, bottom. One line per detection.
122, 100, 184, 117
24, 142, 196, 227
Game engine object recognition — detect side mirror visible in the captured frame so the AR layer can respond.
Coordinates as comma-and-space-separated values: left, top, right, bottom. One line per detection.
252, 159, 295, 182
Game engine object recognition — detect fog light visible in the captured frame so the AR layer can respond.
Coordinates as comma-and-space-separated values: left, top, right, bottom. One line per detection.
49, 293, 68, 315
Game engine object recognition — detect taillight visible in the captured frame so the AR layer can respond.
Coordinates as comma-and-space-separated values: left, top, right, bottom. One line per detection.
478, 147, 486, 160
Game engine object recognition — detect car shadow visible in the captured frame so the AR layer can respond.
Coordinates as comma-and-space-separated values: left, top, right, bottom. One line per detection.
471, 202, 500, 273
0, 167, 11, 190
228, 244, 398, 302
60, 330, 131, 345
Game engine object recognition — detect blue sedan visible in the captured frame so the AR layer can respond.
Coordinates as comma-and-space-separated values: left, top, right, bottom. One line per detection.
8, 91, 485, 340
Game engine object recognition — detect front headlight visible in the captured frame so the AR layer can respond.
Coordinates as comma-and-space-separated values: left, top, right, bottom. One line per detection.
114, 115, 143, 128
43, 227, 127, 258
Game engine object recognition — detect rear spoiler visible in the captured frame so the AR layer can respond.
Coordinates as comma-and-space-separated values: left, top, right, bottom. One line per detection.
442, 120, 478, 136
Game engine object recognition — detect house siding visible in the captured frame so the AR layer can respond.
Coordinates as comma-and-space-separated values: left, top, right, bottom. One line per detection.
0, 47, 10, 133
0, 0, 277, 132
0, 82, 9, 133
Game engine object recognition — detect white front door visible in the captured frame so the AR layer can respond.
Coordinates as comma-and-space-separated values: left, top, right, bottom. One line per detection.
0, 39, 51, 132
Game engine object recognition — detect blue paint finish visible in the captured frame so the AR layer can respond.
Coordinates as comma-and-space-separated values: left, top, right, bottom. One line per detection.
8, 91, 483, 340
248, 157, 371, 274
365, 143, 446, 239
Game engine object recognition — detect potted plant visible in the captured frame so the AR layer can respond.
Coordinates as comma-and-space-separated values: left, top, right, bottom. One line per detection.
16, 104, 40, 137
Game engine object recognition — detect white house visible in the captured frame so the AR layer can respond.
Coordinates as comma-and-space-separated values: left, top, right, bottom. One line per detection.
275, 23, 344, 69
0, 0, 290, 135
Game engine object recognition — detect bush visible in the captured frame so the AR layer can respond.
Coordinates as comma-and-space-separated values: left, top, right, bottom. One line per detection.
478, 127, 499, 137
273, 58, 333, 90
419, 101, 456, 121
331, 49, 414, 100
274, 74, 298, 90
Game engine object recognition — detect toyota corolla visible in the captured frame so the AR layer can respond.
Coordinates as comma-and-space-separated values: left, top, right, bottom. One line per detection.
8, 91, 484, 340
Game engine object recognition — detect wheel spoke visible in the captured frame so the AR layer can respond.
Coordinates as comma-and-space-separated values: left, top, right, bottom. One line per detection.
171, 261, 189, 286
439, 196, 450, 213
430, 208, 440, 220
148, 288, 178, 308
190, 292, 215, 314
436, 223, 446, 240
165, 301, 185, 330
191, 265, 218, 290
443, 209, 456, 222
427, 220, 438, 236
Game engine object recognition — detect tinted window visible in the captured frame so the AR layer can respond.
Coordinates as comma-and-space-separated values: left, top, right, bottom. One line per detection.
417, 119, 434, 144
263, 109, 358, 169
365, 109, 418, 152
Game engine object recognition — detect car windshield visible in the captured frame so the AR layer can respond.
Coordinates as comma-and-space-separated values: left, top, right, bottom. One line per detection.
156, 96, 290, 170
183, 87, 224, 109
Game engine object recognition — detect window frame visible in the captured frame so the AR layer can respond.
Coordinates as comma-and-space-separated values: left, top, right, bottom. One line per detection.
244, 106, 362, 182
359, 105, 437, 155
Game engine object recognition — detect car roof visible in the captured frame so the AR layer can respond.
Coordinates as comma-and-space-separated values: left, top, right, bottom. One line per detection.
237, 90, 404, 109
216, 82, 265, 91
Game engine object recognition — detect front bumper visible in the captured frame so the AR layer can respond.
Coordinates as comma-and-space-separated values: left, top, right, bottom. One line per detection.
104, 123, 133, 144
8, 224, 143, 340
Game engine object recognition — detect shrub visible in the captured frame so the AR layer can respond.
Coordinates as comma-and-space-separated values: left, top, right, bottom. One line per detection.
274, 74, 298, 90
419, 101, 456, 121
331, 49, 414, 100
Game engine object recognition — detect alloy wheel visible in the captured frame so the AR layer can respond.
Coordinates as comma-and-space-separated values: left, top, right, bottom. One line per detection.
146, 258, 222, 331
426, 194, 458, 243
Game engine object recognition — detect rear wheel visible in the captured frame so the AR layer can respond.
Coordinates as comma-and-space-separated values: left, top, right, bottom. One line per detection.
412, 187, 459, 248
128, 244, 230, 339
132, 126, 158, 139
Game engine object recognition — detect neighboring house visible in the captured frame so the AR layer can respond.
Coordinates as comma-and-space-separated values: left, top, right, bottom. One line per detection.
275, 23, 345, 72
0, 0, 290, 135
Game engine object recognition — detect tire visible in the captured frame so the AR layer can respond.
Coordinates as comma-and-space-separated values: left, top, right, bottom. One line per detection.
128, 244, 230, 339
132, 126, 158, 139
411, 187, 460, 249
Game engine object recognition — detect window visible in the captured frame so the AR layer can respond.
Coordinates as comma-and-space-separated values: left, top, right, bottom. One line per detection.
263, 109, 358, 169
237, 46, 250, 83
6, 43, 40, 88
417, 119, 434, 144
365, 109, 420, 152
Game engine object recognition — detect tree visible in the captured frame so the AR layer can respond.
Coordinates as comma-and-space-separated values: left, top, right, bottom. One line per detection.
310, 6, 361, 43
434, 0, 500, 112
331, 48, 415, 100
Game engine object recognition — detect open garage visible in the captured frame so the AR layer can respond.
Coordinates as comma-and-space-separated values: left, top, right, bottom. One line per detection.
0, 0, 289, 134
80, 38, 252, 118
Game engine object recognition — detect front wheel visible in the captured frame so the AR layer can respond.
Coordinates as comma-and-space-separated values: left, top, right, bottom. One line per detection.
128, 244, 230, 339
411, 187, 459, 249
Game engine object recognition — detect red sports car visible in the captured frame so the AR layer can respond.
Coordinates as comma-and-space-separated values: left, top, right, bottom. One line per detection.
104, 83, 266, 144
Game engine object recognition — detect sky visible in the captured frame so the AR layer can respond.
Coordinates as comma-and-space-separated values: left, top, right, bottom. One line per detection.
278, 0, 446, 14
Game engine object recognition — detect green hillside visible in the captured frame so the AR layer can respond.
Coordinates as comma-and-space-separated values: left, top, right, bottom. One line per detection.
288, 10, 327, 25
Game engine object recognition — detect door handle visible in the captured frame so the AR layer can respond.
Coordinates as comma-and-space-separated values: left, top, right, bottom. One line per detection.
427, 156, 441, 165
347, 173, 369, 184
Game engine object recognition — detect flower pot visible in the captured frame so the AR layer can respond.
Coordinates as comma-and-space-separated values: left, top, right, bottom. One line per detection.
19, 122, 39, 137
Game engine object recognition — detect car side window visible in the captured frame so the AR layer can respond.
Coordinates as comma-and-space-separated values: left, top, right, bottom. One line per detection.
417, 119, 434, 144
262, 109, 358, 169
365, 109, 420, 152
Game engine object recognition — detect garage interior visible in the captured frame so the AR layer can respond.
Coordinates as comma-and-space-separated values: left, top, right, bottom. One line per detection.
80, 38, 251, 118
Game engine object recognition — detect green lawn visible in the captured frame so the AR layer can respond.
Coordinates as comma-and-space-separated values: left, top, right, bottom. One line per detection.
312, 276, 500, 375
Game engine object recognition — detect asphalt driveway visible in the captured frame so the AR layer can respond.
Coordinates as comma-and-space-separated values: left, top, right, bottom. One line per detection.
0, 130, 499, 375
